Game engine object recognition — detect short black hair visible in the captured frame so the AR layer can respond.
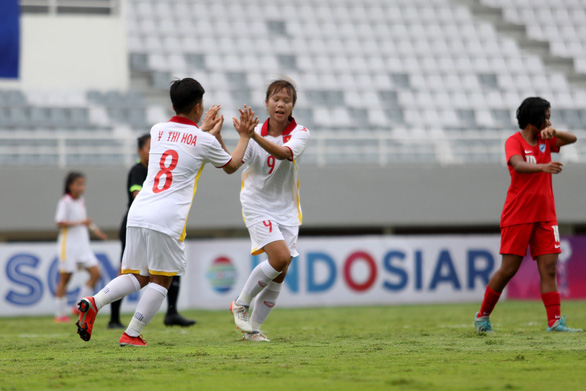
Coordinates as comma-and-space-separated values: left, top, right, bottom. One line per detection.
170, 78, 205, 115
516, 97, 550, 130
137, 133, 150, 149
64, 172, 84, 195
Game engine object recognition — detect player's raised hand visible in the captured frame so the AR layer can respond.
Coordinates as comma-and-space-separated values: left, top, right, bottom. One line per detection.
541, 126, 557, 139
542, 161, 563, 174
208, 115, 224, 137
200, 104, 222, 132
233, 105, 258, 138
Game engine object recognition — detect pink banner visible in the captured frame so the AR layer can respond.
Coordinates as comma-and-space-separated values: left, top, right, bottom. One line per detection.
507, 236, 586, 299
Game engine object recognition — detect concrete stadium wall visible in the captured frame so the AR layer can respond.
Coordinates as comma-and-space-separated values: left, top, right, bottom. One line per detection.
2, 163, 585, 239
0, 11, 128, 91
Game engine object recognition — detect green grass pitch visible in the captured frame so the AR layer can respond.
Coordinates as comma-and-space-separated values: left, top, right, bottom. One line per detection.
1, 301, 584, 391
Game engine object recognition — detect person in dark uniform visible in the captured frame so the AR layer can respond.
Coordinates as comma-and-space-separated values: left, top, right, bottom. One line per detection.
108, 133, 196, 328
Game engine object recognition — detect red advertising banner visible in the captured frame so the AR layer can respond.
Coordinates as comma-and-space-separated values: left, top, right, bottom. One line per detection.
507, 236, 586, 300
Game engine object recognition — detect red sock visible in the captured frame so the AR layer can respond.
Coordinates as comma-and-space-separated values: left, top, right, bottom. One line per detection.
478, 286, 501, 318
541, 291, 561, 327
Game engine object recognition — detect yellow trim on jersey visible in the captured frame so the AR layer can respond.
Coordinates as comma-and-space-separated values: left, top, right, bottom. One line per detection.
240, 171, 249, 223
121, 269, 142, 275
179, 164, 205, 242
251, 248, 265, 256
149, 269, 178, 276
293, 159, 303, 224
60, 227, 68, 261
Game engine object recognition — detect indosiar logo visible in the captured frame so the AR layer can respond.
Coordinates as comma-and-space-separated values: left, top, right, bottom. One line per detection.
206, 256, 237, 293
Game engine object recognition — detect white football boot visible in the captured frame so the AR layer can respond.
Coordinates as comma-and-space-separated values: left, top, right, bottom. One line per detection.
230, 300, 252, 333
242, 331, 270, 342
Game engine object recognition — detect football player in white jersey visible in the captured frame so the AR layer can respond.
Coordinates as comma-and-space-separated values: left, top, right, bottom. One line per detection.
54, 172, 107, 323
230, 79, 310, 341
75, 78, 258, 346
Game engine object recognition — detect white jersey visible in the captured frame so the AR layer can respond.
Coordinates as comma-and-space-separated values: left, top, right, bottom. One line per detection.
127, 116, 232, 241
55, 194, 92, 260
240, 118, 310, 227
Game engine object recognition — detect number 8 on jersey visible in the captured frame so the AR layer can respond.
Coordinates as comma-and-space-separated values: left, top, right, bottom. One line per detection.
153, 150, 179, 194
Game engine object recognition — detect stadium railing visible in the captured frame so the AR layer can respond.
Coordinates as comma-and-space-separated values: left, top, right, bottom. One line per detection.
1, 130, 584, 167
20, 0, 120, 15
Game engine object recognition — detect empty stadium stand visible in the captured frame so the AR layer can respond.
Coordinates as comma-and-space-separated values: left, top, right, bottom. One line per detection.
1, 0, 585, 166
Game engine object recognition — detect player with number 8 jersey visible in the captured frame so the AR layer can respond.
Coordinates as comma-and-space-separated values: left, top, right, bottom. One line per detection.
75, 78, 257, 346
128, 121, 227, 240
231, 78, 310, 341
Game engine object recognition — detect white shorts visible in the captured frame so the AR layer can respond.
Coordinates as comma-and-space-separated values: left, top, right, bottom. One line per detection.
248, 220, 299, 257
58, 248, 99, 274
121, 227, 186, 277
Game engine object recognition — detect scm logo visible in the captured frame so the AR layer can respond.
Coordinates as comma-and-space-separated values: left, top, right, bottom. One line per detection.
4, 252, 139, 306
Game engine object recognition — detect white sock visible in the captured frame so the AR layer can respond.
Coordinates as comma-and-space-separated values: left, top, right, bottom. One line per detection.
236, 260, 281, 306
78, 284, 94, 304
56, 296, 68, 317
94, 274, 141, 311
251, 281, 282, 332
125, 283, 167, 337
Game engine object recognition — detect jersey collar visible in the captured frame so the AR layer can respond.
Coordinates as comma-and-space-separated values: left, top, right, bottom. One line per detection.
260, 117, 297, 137
169, 116, 199, 128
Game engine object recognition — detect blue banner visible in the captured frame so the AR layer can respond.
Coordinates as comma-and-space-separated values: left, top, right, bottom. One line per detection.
0, 0, 20, 79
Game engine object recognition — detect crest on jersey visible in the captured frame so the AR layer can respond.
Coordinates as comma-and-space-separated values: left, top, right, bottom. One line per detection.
283, 135, 292, 143
539, 143, 546, 153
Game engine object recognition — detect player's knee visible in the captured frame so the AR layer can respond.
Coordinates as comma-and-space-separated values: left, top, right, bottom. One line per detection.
499, 265, 518, 279
541, 263, 557, 279
271, 254, 292, 271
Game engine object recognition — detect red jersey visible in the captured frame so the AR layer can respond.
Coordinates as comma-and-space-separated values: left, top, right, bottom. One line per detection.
500, 132, 560, 227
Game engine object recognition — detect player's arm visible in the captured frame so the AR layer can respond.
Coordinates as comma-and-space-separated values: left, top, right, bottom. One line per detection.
56, 219, 91, 228
210, 116, 230, 155
129, 168, 144, 200
509, 155, 563, 174
222, 105, 258, 174
251, 132, 292, 160
541, 127, 577, 148
203, 106, 232, 155
89, 222, 108, 240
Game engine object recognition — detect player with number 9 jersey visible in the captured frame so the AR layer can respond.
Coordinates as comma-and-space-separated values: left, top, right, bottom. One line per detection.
231, 79, 310, 342
240, 114, 310, 230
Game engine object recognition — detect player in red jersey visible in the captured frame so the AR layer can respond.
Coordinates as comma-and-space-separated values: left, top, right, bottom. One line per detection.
474, 97, 580, 333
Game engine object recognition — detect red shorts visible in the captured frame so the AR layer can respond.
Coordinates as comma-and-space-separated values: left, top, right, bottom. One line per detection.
500, 221, 561, 260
